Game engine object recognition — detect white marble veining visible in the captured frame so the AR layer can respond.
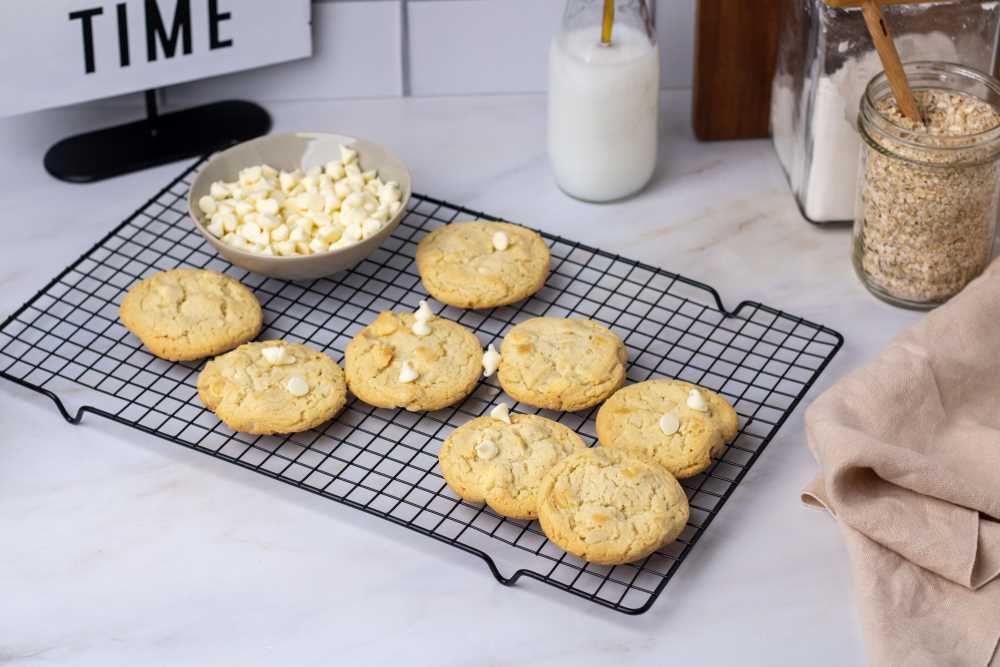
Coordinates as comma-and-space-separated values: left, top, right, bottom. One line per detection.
0, 91, 921, 665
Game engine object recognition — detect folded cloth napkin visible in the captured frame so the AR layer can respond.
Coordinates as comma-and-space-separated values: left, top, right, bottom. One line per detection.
803, 259, 1000, 667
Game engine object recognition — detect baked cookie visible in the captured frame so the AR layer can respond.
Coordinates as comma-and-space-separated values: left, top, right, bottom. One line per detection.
120, 268, 262, 361
414, 220, 550, 309
595, 379, 739, 479
497, 317, 627, 411
344, 307, 482, 412
197, 341, 346, 435
537, 447, 689, 565
438, 410, 587, 519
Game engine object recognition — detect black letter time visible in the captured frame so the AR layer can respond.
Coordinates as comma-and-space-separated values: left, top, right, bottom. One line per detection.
145, 0, 193, 62
69, 7, 103, 74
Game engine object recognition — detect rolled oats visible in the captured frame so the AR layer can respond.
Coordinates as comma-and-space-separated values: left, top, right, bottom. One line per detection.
854, 88, 1000, 306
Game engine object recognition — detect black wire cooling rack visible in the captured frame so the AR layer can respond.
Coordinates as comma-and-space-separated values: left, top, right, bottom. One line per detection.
0, 157, 843, 615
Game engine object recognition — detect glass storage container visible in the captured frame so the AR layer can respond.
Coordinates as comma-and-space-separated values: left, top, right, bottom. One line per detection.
770, 0, 1000, 223
853, 62, 1000, 309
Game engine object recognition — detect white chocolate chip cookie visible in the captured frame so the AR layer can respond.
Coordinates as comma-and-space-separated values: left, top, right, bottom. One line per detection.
414, 221, 550, 309
120, 268, 262, 361
497, 317, 628, 411
344, 311, 483, 412
537, 447, 690, 565
595, 379, 739, 479
438, 413, 587, 519
197, 341, 346, 434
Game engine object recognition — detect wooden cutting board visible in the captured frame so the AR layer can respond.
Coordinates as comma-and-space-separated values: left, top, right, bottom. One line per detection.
692, 0, 783, 141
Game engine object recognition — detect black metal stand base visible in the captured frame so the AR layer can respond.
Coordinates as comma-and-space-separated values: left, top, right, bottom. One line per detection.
44, 91, 271, 183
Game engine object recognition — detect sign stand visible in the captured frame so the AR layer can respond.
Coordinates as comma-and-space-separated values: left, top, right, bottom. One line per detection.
43, 90, 271, 183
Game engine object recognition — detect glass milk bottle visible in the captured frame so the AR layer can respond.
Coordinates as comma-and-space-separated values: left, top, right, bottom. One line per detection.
548, 0, 659, 202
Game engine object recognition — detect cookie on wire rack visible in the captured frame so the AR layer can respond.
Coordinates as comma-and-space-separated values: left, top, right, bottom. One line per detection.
438, 406, 587, 520
537, 447, 690, 566
414, 220, 550, 309
497, 317, 628, 412
197, 340, 347, 435
120, 267, 262, 362
596, 379, 738, 479
344, 305, 483, 412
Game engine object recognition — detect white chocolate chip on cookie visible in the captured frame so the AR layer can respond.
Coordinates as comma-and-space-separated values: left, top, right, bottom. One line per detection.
482, 343, 501, 378
286, 375, 310, 397
659, 412, 681, 435
399, 361, 419, 383
261, 346, 295, 366
475, 440, 499, 460
687, 389, 708, 412
411, 300, 434, 336
414, 300, 434, 322
492, 231, 510, 251
490, 402, 512, 424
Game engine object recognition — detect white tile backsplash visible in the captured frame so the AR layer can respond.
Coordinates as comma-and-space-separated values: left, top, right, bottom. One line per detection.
657, 0, 694, 89
155, 0, 693, 108
168, 1, 403, 107
407, 0, 564, 96
407, 0, 692, 96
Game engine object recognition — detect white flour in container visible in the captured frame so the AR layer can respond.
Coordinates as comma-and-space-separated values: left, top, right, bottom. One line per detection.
779, 32, 958, 222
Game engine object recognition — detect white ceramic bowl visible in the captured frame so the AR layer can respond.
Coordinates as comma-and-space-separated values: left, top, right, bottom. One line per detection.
188, 132, 412, 280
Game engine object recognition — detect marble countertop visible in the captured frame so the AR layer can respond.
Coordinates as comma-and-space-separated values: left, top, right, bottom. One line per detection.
0, 91, 921, 665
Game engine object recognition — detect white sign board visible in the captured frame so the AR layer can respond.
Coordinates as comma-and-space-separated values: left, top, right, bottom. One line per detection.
0, 0, 312, 117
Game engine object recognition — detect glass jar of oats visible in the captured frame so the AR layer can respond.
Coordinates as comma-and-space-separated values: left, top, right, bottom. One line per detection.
854, 61, 1000, 309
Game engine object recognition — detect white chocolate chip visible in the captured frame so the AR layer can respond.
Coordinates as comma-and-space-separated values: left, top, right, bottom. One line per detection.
271, 224, 290, 242
399, 361, 419, 383
308, 237, 329, 254
344, 223, 363, 241
492, 231, 510, 252
361, 218, 382, 238
198, 195, 218, 215
411, 320, 432, 337
659, 412, 681, 436
475, 440, 499, 460
482, 344, 501, 378
414, 300, 434, 323
490, 402, 512, 424
340, 145, 358, 164
286, 375, 310, 397
687, 389, 708, 412
279, 171, 297, 192
316, 225, 343, 243
261, 346, 287, 365
240, 165, 262, 185
325, 161, 345, 179
256, 198, 279, 215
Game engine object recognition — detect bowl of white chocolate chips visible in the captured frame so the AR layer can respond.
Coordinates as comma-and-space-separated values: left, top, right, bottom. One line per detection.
188, 132, 412, 280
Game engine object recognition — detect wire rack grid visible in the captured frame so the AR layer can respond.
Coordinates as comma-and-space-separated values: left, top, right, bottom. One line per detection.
0, 157, 842, 614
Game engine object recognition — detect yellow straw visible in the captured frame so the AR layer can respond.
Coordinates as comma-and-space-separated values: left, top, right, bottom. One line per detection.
601, 0, 614, 45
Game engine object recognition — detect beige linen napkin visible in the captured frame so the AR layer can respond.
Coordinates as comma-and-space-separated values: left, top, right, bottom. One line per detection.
803, 259, 1000, 667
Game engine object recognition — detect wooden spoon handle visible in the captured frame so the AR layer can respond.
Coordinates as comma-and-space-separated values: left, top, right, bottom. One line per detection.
860, 0, 922, 123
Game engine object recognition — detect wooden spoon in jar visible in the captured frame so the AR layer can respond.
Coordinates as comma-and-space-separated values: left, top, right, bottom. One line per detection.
859, 0, 923, 124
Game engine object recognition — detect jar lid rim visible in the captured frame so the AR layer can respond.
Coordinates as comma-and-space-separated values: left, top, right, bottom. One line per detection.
861, 61, 1000, 154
